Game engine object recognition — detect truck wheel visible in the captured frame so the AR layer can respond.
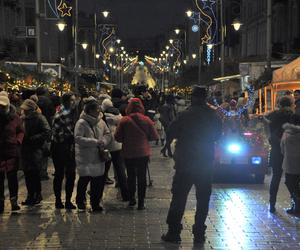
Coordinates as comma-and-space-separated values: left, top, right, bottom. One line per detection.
254, 174, 265, 184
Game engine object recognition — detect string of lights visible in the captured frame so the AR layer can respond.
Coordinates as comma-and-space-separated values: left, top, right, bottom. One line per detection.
213, 85, 255, 117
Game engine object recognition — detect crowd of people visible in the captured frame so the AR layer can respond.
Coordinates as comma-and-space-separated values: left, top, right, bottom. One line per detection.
0, 84, 189, 213
2, 81, 300, 245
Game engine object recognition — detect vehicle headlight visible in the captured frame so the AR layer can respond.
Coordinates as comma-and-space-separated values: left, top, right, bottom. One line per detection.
227, 143, 241, 154
251, 156, 262, 165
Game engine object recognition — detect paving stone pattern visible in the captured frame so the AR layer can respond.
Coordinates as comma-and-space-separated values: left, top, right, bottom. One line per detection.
1, 145, 300, 250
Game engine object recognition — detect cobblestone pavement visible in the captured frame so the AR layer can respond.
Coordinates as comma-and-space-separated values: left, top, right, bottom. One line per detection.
1, 145, 300, 250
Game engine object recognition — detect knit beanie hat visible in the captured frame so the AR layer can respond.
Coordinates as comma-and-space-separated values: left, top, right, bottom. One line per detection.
0, 91, 10, 106
101, 98, 114, 112
20, 99, 38, 111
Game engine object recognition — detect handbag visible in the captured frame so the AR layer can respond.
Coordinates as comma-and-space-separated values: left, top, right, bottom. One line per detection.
86, 120, 111, 163
99, 149, 111, 163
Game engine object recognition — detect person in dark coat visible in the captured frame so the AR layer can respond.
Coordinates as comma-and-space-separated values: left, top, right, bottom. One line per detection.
111, 88, 128, 116
51, 93, 77, 209
20, 99, 51, 206
294, 90, 300, 115
115, 98, 159, 210
36, 87, 55, 180
161, 86, 222, 244
0, 92, 24, 212
265, 96, 294, 213
159, 94, 176, 156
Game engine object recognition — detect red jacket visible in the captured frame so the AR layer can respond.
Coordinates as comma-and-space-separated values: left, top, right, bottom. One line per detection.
115, 98, 158, 159
0, 106, 24, 172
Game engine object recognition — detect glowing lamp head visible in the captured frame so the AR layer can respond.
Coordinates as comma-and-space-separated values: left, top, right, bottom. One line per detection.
95, 54, 100, 59
183, 59, 187, 64
81, 42, 88, 50
169, 39, 174, 44
116, 39, 121, 44
186, 10, 193, 17
232, 19, 243, 31
227, 143, 241, 154
207, 44, 214, 49
102, 11, 110, 18
174, 29, 180, 35
57, 21, 67, 32
192, 53, 197, 59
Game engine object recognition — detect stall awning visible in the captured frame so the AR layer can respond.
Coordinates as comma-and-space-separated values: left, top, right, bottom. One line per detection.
272, 57, 300, 83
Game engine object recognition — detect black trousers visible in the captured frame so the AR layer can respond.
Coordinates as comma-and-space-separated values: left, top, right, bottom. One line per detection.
285, 173, 300, 198
111, 150, 129, 200
24, 169, 41, 198
269, 144, 283, 206
125, 157, 149, 204
166, 170, 212, 236
76, 175, 105, 208
52, 143, 76, 202
0, 170, 18, 200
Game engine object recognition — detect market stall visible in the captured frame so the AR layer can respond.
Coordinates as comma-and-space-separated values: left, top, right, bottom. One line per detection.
258, 57, 300, 113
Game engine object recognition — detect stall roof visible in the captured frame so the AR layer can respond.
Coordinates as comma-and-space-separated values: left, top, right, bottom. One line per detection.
273, 57, 300, 83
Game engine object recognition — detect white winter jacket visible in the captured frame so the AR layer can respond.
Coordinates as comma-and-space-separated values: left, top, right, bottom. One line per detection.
74, 112, 111, 177
281, 123, 300, 175
105, 112, 122, 152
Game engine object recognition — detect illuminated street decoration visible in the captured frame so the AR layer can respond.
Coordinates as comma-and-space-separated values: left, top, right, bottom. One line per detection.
47, 0, 60, 18
188, 0, 218, 44
213, 85, 255, 117
192, 24, 199, 33
206, 46, 212, 64
47, 0, 72, 18
57, 0, 72, 17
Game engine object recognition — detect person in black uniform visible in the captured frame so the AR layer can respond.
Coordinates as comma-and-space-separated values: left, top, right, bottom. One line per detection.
161, 86, 222, 244
265, 96, 293, 213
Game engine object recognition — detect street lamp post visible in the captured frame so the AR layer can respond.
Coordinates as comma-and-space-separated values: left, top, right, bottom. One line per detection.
220, 0, 225, 77
74, 0, 79, 93
35, 0, 41, 74
266, 0, 272, 73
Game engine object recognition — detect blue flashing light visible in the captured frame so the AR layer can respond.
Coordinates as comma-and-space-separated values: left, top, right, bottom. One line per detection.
251, 157, 262, 165
227, 143, 241, 154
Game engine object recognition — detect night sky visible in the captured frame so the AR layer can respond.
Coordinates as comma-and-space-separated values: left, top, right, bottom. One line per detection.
79, 0, 191, 53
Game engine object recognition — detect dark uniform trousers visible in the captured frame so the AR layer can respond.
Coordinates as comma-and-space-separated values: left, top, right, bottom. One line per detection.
166, 168, 212, 236
269, 143, 283, 206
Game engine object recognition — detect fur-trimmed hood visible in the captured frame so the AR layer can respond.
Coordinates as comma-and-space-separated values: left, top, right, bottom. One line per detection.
283, 123, 300, 135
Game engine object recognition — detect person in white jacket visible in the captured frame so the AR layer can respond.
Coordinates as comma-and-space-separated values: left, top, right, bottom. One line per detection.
281, 114, 300, 215
74, 98, 111, 212
101, 98, 129, 201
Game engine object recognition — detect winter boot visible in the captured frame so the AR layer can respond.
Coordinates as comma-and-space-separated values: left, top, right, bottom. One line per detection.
34, 193, 43, 205
128, 198, 136, 207
137, 199, 145, 210
55, 199, 64, 209
286, 200, 295, 214
65, 201, 76, 210
10, 197, 20, 211
22, 195, 35, 206
193, 225, 207, 244
0, 199, 4, 213
161, 225, 182, 243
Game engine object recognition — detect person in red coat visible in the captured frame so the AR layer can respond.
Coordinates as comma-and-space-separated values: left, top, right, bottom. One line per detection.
115, 98, 158, 210
0, 91, 24, 213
